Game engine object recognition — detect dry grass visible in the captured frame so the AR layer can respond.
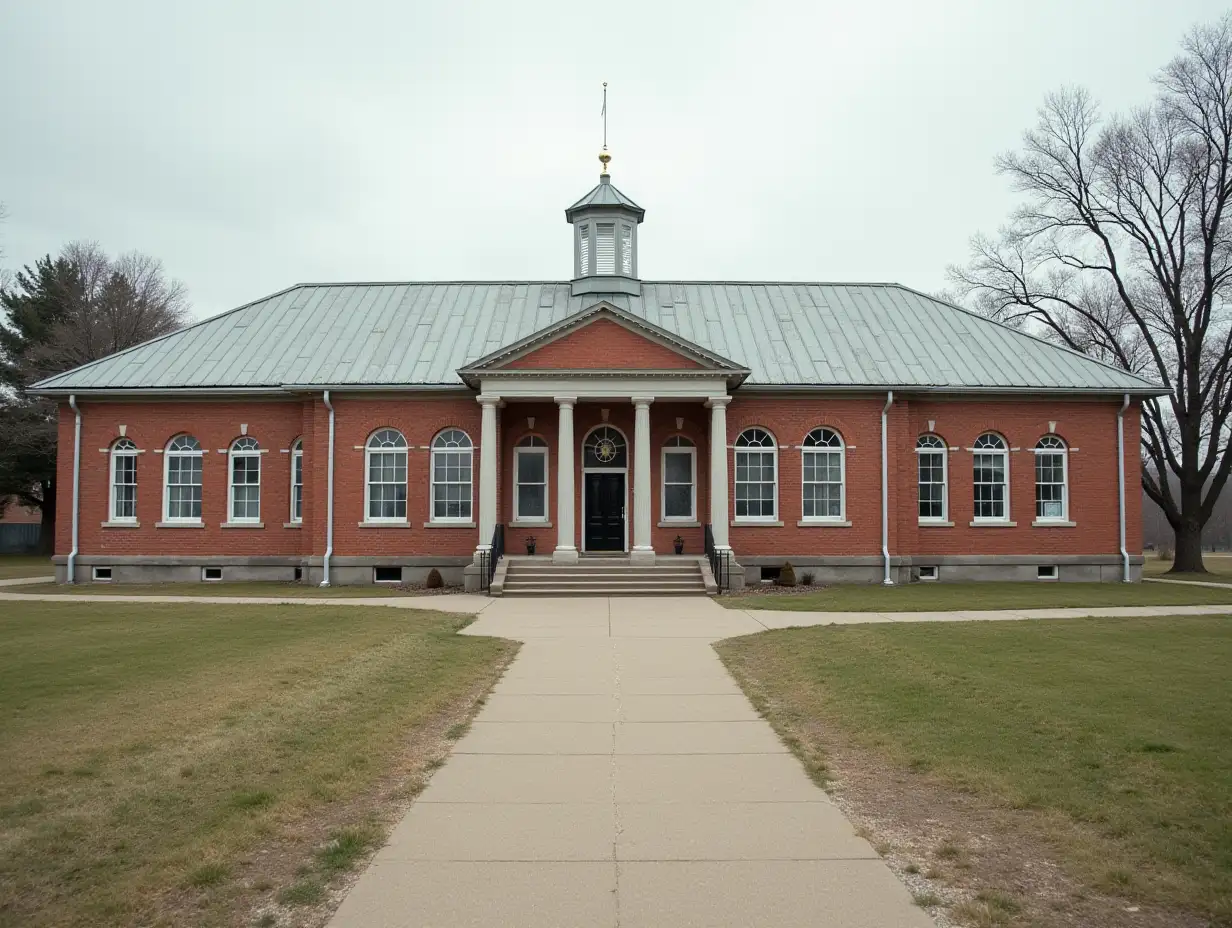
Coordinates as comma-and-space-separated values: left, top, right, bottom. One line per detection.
0, 599, 516, 927
0, 555, 53, 580
11, 581, 420, 598
1144, 553, 1232, 585
717, 616, 1232, 926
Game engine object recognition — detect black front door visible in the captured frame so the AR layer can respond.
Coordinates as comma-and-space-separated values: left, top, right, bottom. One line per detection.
584, 472, 625, 552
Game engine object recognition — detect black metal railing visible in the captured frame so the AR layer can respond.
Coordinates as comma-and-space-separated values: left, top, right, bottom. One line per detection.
704, 523, 732, 593
479, 523, 504, 594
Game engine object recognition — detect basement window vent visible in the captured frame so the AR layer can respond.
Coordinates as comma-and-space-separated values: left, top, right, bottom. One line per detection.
918, 566, 938, 581
373, 566, 402, 584
202, 567, 223, 582
760, 566, 782, 583
92, 567, 113, 582
294, 567, 303, 582
1037, 565, 1059, 581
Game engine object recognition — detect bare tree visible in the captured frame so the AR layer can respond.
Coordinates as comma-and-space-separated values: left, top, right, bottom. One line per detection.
0, 242, 190, 552
949, 15, 1232, 574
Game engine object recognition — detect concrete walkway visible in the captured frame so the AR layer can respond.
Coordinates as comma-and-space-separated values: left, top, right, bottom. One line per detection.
328, 596, 934, 928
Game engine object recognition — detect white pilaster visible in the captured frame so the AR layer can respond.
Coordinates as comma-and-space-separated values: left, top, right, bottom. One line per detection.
474, 394, 500, 563
630, 395, 655, 565
553, 396, 579, 563
707, 396, 731, 548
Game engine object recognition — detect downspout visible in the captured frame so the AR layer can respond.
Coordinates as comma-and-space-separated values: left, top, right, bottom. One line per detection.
881, 390, 894, 585
67, 395, 82, 584
1117, 393, 1130, 582
320, 390, 335, 587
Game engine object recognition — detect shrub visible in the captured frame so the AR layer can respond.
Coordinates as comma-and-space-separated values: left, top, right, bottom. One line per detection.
425, 568, 443, 589
799, 571, 815, 586
779, 562, 797, 587
1157, 546, 1174, 562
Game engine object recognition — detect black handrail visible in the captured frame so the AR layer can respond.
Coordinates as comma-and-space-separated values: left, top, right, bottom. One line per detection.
479, 524, 504, 594
703, 524, 731, 593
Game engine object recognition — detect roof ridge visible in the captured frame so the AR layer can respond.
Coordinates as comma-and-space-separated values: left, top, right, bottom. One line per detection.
889, 283, 1162, 390
30, 283, 306, 390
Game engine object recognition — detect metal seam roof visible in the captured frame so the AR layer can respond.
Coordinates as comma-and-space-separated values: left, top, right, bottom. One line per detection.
29, 281, 1163, 394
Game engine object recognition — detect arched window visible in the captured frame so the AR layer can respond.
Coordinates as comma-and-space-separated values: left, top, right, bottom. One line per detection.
431, 429, 473, 522
164, 434, 203, 522
734, 428, 777, 521
1034, 435, 1068, 521
290, 439, 304, 523
514, 435, 548, 523
365, 429, 407, 522
228, 437, 261, 523
583, 426, 627, 469
109, 438, 138, 523
662, 436, 696, 522
916, 434, 947, 522
972, 433, 1009, 522
801, 428, 844, 521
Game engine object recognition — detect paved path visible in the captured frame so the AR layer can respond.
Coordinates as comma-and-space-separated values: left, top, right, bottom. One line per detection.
329, 596, 934, 928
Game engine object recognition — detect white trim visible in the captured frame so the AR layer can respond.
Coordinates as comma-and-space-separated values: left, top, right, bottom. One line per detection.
1032, 436, 1069, 522
660, 442, 697, 522
513, 444, 550, 524
581, 424, 629, 553
429, 428, 474, 524
733, 427, 778, 523
972, 433, 1010, 523
364, 428, 409, 523
163, 435, 204, 523
290, 439, 303, 524
800, 428, 845, 523
915, 434, 948, 523
108, 439, 138, 524
227, 437, 261, 524
478, 374, 730, 400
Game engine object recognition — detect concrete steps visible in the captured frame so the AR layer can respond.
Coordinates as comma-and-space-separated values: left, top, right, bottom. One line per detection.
499, 558, 709, 596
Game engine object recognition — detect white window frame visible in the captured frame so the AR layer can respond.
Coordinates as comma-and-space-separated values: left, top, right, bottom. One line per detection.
972, 432, 1010, 523
1034, 435, 1069, 522
734, 427, 778, 522
513, 436, 549, 523
430, 428, 474, 524
163, 434, 203, 523
290, 438, 303, 524
661, 437, 697, 523
364, 428, 408, 523
916, 434, 948, 523
227, 436, 261, 523
109, 438, 138, 523
801, 428, 845, 523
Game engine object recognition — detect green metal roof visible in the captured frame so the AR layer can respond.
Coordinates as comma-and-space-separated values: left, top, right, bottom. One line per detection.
29, 281, 1163, 395
565, 175, 645, 221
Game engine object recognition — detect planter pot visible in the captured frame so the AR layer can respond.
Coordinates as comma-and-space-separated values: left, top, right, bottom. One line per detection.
526, 544, 536, 555
673, 544, 684, 555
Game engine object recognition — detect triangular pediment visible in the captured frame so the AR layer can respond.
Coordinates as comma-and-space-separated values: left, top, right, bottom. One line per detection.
458, 303, 749, 386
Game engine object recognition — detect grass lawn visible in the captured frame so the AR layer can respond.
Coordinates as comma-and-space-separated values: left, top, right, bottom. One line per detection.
717, 616, 1232, 924
721, 579, 1232, 611
0, 600, 516, 928
1144, 553, 1232, 585
13, 581, 420, 598
0, 555, 54, 580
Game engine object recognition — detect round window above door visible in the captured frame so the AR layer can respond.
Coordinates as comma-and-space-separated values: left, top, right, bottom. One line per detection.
583, 426, 628, 469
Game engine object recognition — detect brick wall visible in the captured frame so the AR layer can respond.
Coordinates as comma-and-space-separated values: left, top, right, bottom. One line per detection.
505, 319, 703, 370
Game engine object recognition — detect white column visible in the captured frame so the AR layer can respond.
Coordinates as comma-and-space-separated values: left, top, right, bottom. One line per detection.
630, 395, 656, 565
707, 396, 731, 548
553, 396, 579, 563
474, 394, 500, 562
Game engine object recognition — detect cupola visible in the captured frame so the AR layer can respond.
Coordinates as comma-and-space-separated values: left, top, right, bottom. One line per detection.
565, 149, 645, 296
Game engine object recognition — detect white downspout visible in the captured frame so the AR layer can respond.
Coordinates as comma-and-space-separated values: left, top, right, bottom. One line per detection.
67, 395, 82, 584
320, 390, 335, 587
881, 390, 894, 586
1117, 393, 1130, 583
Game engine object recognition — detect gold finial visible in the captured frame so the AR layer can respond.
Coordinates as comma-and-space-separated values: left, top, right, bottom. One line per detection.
599, 81, 610, 175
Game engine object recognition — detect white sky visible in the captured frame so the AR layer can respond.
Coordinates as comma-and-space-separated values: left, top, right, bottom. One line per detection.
2, 0, 1228, 321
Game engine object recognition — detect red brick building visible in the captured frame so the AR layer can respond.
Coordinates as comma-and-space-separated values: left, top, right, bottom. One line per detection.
33, 163, 1160, 588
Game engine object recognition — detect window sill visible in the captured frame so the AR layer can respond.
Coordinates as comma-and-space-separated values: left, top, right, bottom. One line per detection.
221, 521, 264, 529
969, 520, 1017, 528
283, 522, 302, 529
101, 520, 140, 529
358, 521, 410, 528
156, 520, 204, 529
731, 520, 784, 527
1033, 519, 1076, 528
797, 519, 851, 528
511, 520, 552, 528
659, 520, 700, 528
918, 520, 954, 527
423, 521, 476, 529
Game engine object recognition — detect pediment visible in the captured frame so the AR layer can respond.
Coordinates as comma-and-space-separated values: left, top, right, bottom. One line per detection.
458, 303, 749, 387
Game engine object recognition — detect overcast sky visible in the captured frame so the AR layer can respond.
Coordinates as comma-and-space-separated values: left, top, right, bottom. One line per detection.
1, 1, 1228, 321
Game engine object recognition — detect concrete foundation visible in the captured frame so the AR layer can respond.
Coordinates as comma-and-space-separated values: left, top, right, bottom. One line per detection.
54, 554, 470, 587
738, 554, 1144, 585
